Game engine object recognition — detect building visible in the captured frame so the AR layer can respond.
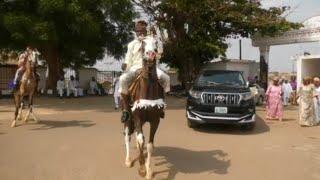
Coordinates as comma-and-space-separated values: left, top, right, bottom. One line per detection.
296, 55, 320, 88
202, 59, 260, 81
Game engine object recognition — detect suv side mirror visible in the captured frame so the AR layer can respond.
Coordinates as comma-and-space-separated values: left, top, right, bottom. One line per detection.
246, 81, 250, 87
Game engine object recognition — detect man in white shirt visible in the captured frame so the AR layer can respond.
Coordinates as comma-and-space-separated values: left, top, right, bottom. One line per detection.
89, 77, 101, 95
119, 20, 170, 122
282, 80, 293, 106
67, 76, 78, 97
74, 77, 84, 97
56, 77, 65, 98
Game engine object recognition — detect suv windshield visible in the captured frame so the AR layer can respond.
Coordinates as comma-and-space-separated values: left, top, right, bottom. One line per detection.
196, 71, 246, 86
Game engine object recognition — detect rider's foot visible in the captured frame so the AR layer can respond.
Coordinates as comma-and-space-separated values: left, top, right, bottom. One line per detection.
160, 109, 165, 119
12, 81, 19, 89
121, 110, 131, 123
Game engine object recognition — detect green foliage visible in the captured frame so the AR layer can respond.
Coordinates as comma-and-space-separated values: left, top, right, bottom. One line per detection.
0, 0, 136, 67
134, 0, 302, 85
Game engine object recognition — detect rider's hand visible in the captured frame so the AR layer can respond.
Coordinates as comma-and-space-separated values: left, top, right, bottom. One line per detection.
121, 63, 127, 71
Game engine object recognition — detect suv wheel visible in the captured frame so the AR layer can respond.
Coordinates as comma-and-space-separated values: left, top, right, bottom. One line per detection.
187, 119, 199, 128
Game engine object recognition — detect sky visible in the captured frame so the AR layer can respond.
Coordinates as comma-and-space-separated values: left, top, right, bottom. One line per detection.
95, 0, 320, 72
225, 0, 320, 72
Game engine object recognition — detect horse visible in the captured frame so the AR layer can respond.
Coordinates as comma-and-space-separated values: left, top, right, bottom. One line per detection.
11, 51, 39, 128
123, 37, 165, 179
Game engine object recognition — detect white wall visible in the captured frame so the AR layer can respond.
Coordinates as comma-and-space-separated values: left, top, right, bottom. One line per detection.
297, 56, 320, 88
78, 68, 97, 89
203, 63, 227, 71
37, 67, 47, 91
204, 61, 259, 81
226, 63, 250, 80
168, 72, 180, 86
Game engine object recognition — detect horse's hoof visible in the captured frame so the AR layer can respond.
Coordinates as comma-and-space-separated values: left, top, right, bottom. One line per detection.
138, 167, 146, 177
145, 172, 153, 180
125, 160, 132, 168
11, 121, 16, 128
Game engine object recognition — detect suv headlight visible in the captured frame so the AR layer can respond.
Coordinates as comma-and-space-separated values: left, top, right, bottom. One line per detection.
241, 92, 253, 101
189, 89, 202, 99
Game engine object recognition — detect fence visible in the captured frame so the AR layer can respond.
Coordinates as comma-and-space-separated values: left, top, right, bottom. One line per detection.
0, 65, 16, 91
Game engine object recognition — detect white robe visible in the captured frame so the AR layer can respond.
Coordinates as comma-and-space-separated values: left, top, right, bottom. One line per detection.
119, 36, 170, 94
282, 83, 292, 105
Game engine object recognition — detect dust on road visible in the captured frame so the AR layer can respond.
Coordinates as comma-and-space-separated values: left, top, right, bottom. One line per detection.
0, 96, 319, 180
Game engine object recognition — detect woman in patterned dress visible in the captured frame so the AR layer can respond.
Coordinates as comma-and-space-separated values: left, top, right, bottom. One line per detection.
266, 77, 284, 121
297, 77, 318, 127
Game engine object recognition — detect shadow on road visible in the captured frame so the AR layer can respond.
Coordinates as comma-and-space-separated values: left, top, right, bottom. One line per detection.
153, 146, 230, 179
192, 115, 270, 135
31, 120, 96, 130
0, 110, 14, 112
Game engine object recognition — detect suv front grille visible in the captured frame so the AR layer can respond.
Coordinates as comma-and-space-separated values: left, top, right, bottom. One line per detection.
202, 93, 240, 105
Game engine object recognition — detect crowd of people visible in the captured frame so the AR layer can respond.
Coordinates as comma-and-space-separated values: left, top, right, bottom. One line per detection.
55, 74, 122, 110
265, 76, 320, 127
56, 76, 102, 98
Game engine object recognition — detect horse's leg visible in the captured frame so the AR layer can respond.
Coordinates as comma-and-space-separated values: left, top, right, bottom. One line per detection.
24, 94, 32, 122
11, 94, 21, 127
29, 93, 38, 122
135, 118, 146, 177
17, 97, 23, 121
124, 124, 132, 167
145, 117, 160, 179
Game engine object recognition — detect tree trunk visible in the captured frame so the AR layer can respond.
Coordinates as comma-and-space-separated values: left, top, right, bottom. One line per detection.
43, 46, 62, 90
259, 55, 268, 90
178, 60, 195, 91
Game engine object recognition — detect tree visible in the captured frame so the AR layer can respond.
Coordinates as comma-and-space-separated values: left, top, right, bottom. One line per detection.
0, 0, 136, 89
133, 0, 302, 89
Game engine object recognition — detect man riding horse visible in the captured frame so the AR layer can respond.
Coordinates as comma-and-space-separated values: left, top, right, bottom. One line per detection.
12, 46, 40, 89
11, 45, 40, 127
119, 20, 170, 122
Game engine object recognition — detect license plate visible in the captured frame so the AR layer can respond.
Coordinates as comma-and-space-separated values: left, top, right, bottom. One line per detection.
215, 107, 228, 114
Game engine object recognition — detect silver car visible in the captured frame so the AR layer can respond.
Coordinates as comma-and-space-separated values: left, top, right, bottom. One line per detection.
249, 83, 265, 105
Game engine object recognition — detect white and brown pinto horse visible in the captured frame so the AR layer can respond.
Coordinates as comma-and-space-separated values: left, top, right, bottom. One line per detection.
123, 37, 165, 179
11, 50, 39, 127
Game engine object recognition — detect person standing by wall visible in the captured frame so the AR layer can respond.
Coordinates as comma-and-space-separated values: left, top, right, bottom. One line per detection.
290, 76, 298, 105
266, 77, 284, 121
89, 77, 101, 95
282, 80, 293, 106
74, 77, 84, 97
56, 77, 65, 98
67, 76, 78, 97
113, 73, 121, 110
297, 77, 318, 127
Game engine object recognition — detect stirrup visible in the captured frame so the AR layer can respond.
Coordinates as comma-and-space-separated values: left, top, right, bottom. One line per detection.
121, 110, 131, 123
160, 110, 165, 119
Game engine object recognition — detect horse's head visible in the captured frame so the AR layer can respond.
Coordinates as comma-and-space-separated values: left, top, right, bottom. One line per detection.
26, 50, 39, 69
142, 37, 157, 70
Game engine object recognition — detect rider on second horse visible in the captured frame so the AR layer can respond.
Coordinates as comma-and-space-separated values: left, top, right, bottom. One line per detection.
12, 46, 40, 89
119, 20, 170, 122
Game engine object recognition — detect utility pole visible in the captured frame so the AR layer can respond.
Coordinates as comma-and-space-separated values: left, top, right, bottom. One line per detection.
239, 39, 242, 60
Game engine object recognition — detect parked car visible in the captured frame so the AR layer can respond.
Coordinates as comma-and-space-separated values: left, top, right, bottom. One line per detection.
186, 70, 256, 130
249, 83, 265, 105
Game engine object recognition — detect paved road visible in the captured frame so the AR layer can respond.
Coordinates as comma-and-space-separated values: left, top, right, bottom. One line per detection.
0, 96, 320, 180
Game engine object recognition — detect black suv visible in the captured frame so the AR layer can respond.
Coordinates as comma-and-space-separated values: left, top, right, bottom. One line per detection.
186, 70, 256, 130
